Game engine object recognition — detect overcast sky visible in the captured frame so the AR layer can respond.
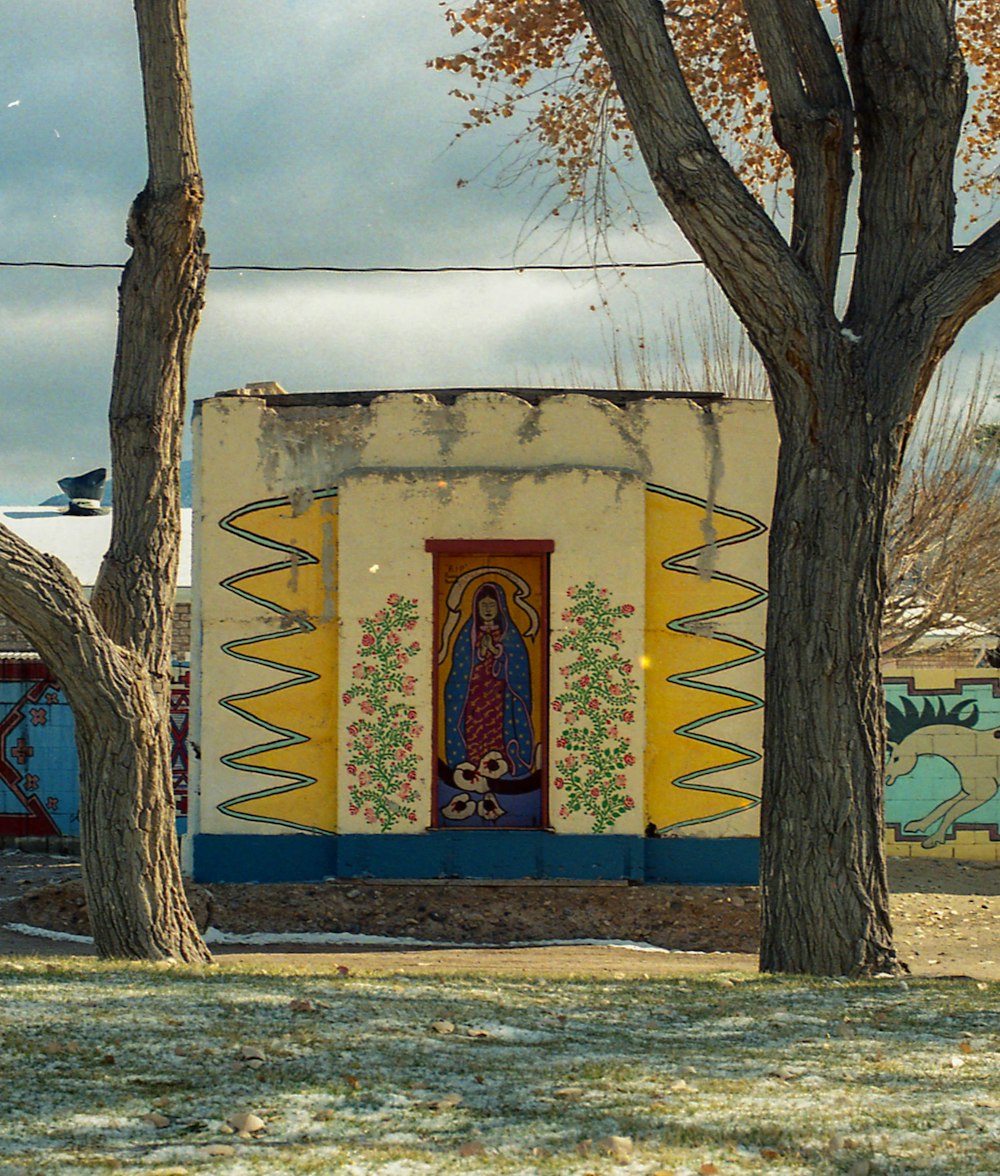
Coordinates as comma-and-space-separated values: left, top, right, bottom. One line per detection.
2, 2, 997, 504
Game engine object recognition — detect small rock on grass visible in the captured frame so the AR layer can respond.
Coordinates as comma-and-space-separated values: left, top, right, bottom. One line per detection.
595, 1135, 633, 1161
142, 1112, 170, 1129
428, 1093, 463, 1110
203, 1145, 235, 1157
431, 1020, 455, 1034
227, 1112, 265, 1134
458, 1140, 486, 1156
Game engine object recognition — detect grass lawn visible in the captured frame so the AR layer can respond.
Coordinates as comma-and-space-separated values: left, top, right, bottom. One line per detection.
0, 958, 996, 1175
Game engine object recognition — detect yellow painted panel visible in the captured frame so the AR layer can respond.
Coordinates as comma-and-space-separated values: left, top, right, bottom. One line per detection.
217, 491, 339, 833
912, 842, 956, 860
950, 839, 1000, 862
644, 486, 766, 833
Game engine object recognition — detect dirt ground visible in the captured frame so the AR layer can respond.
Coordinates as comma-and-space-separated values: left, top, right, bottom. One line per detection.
0, 849, 997, 979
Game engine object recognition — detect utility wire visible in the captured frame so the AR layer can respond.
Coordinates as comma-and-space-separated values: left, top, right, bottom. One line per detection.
7, 245, 974, 275
0, 258, 706, 273
2, 245, 971, 275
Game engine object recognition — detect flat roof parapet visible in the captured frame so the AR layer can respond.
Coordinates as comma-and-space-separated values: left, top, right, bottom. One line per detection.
219, 387, 723, 409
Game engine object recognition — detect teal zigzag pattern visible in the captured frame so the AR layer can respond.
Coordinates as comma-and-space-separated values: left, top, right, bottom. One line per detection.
216, 488, 337, 833
648, 483, 767, 834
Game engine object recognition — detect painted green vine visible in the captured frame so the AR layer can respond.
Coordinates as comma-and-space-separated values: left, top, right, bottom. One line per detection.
551, 582, 639, 833
342, 594, 423, 831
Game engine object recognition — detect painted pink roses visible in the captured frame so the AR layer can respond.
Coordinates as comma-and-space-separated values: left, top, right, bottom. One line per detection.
551, 582, 639, 832
343, 594, 423, 830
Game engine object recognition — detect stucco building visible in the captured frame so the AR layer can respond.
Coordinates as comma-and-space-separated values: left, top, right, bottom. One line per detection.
190, 386, 777, 882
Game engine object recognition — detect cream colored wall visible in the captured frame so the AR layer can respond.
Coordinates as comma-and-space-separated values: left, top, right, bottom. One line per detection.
337, 468, 646, 834
194, 390, 777, 842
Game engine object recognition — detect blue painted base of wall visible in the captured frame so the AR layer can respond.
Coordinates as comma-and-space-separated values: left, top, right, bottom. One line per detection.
190, 833, 760, 886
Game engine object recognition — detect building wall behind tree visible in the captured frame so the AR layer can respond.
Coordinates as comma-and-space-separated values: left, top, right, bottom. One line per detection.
0, 603, 191, 656
883, 662, 1000, 863
191, 388, 776, 882
0, 656, 190, 841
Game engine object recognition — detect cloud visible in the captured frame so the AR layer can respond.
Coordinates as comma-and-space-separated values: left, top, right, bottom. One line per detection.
191, 269, 619, 393
1, 0, 998, 508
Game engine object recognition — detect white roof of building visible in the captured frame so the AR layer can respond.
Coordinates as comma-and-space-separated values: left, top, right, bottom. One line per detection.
0, 507, 192, 589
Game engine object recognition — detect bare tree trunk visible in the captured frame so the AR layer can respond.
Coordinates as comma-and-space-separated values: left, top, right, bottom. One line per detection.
72, 649, 206, 961
76, 0, 210, 961
760, 369, 899, 974
579, 0, 1000, 974
0, 0, 209, 961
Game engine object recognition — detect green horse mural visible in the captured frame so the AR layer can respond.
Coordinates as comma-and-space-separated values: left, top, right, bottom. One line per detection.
885, 695, 1000, 849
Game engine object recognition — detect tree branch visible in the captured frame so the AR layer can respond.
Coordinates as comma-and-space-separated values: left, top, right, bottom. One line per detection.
579, 0, 829, 378
0, 525, 132, 703
134, 0, 200, 192
912, 220, 1000, 354
93, 0, 207, 680
840, 0, 968, 324
743, 0, 853, 299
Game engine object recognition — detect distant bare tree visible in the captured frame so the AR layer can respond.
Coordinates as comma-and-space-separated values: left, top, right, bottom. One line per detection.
883, 365, 1000, 658
581, 295, 999, 662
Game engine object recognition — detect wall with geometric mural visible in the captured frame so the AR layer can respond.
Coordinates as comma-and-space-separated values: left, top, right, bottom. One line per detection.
883, 665, 1000, 863
1, 657, 190, 839
190, 387, 775, 884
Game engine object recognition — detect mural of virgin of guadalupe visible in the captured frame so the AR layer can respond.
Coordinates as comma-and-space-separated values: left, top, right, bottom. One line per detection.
441, 581, 539, 825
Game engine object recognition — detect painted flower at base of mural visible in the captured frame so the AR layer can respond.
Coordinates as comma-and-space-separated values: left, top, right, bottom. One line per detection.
551, 582, 638, 833
342, 594, 423, 831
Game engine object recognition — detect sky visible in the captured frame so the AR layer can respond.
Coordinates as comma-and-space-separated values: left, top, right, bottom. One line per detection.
1, 1, 998, 505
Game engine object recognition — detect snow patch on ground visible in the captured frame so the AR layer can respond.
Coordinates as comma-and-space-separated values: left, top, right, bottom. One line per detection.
3, 921, 93, 943
4, 921, 709, 954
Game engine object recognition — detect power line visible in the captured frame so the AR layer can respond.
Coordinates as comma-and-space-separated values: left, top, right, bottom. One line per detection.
0, 258, 705, 274
0, 261, 123, 270
211, 260, 707, 274
1, 244, 971, 276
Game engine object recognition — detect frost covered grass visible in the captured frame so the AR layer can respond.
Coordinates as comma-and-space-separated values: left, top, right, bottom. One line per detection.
0, 959, 997, 1175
